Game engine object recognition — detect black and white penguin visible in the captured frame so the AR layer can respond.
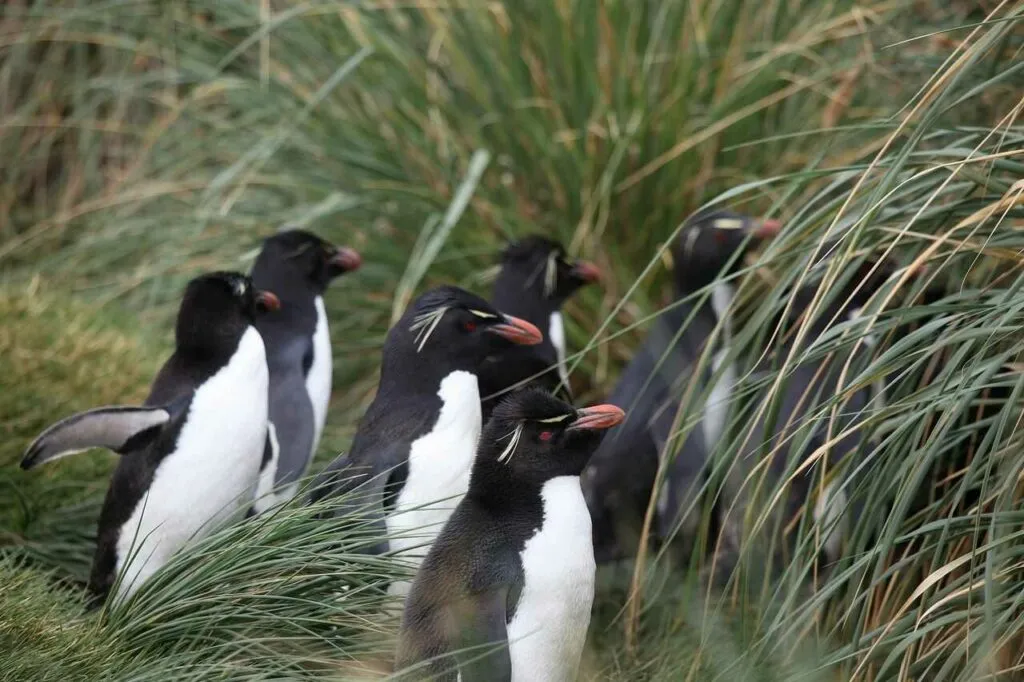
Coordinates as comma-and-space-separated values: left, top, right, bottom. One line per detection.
309, 285, 543, 597
396, 388, 624, 682
481, 236, 600, 418
20, 272, 279, 603
716, 254, 911, 578
248, 228, 362, 514
581, 211, 780, 564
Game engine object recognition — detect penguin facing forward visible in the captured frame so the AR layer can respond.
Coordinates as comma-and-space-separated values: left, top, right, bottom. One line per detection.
581, 211, 780, 564
481, 236, 600, 419
249, 228, 362, 515
716, 254, 911, 580
396, 388, 624, 682
21, 272, 279, 604
309, 285, 543, 597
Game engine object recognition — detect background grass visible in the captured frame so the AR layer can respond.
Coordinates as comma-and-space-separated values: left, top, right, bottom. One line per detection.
2, 0, 1023, 680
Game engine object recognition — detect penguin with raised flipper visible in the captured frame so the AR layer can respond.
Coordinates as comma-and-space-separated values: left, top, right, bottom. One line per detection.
309, 285, 543, 598
396, 388, 624, 682
481, 236, 600, 419
21, 272, 279, 604
581, 211, 780, 564
249, 228, 362, 515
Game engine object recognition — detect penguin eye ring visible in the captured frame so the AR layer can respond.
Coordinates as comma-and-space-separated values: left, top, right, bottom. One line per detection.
463, 320, 477, 332
538, 430, 553, 442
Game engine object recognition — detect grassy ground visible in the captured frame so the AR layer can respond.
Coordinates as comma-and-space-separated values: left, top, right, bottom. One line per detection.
2, 0, 1023, 680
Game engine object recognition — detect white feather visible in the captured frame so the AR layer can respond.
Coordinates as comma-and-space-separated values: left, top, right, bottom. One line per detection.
113, 327, 269, 602
548, 311, 570, 389
814, 479, 847, 563
507, 476, 595, 682
387, 370, 481, 599
306, 296, 333, 460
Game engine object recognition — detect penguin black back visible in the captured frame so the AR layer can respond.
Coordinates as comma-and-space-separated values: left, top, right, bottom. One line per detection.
582, 211, 780, 564
397, 388, 623, 681
481, 236, 600, 417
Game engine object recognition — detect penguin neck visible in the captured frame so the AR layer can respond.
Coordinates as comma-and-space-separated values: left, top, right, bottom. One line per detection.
467, 456, 542, 511
673, 280, 735, 337
175, 320, 250, 369
491, 273, 560, 359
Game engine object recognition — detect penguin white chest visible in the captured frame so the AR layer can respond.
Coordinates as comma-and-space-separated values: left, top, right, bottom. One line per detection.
507, 476, 596, 682
388, 370, 480, 596
305, 296, 332, 458
548, 311, 570, 388
703, 282, 736, 449
114, 327, 269, 601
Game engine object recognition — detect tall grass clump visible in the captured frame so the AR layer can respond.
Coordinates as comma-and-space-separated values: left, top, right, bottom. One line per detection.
1, 0, 1022, 680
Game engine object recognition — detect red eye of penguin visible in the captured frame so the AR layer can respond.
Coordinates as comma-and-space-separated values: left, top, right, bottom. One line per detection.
714, 231, 728, 243
539, 431, 553, 442
463, 320, 477, 332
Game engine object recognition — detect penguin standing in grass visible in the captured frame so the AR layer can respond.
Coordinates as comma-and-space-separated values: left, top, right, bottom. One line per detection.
309, 285, 542, 598
581, 211, 780, 563
249, 229, 362, 514
481, 236, 601, 419
396, 388, 624, 682
716, 255, 910, 579
20, 272, 279, 603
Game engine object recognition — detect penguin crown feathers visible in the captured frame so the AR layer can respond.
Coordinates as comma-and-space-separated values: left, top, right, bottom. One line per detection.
407, 285, 502, 352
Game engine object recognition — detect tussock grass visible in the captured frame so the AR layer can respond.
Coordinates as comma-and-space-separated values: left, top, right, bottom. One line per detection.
1, 0, 1023, 680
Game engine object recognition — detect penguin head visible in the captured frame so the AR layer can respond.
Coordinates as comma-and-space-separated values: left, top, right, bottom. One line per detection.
481, 388, 625, 481
255, 229, 362, 294
388, 285, 544, 374
670, 210, 781, 294
176, 271, 280, 350
793, 251, 913, 329
496, 236, 601, 308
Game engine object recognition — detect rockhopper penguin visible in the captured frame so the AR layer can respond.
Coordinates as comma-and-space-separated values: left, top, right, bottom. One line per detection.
481, 236, 600, 419
396, 388, 624, 682
249, 228, 361, 514
21, 272, 279, 604
581, 211, 780, 563
309, 285, 543, 599
716, 254, 909, 580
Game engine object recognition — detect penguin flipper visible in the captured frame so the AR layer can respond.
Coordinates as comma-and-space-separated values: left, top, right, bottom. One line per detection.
21, 404, 179, 470
455, 587, 512, 682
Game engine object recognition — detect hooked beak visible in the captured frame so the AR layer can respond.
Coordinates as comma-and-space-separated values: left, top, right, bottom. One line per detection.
753, 218, 782, 239
568, 404, 625, 432
255, 290, 281, 313
571, 260, 602, 284
329, 246, 362, 272
487, 314, 543, 346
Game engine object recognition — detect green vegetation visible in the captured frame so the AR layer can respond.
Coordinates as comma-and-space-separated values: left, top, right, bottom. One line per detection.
1, 0, 1022, 680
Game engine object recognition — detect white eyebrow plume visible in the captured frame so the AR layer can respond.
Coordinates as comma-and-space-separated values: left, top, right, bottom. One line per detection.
409, 306, 449, 352
497, 422, 525, 464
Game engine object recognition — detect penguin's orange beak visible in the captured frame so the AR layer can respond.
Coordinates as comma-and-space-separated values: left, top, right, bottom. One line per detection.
488, 314, 543, 346
329, 246, 362, 272
568, 404, 625, 431
255, 290, 281, 313
571, 260, 602, 283
754, 218, 782, 239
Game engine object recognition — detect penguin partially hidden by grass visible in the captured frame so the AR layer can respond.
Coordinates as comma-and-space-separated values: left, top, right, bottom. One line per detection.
20, 272, 279, 604
309, 285, 543, 598
581, 210, 780, 565
396, 388, 624, 682
480, 236, 601, 419
715, 253, 913, 581
249, 228, 362, 515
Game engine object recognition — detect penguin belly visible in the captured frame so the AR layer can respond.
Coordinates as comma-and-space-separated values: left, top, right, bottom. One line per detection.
506, 476, 595, 682
305, 296, 332, 462
387, 370, 480, 598
113, 327, 269, 601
